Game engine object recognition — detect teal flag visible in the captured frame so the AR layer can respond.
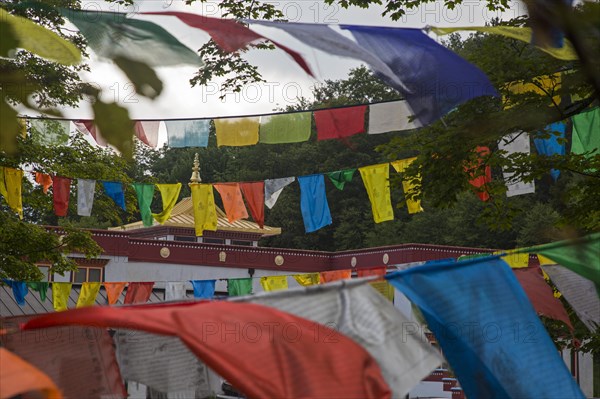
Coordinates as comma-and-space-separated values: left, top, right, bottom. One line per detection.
133, 183, 155, 227
228, 278, 253, 296
327, 169, 356, 190
259, 112, 312, 144
571, 107, 600, 157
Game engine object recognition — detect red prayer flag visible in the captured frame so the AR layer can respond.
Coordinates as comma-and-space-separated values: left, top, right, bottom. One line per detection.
52, 176, 71, 216
35, 172, 52, 194
104, 282, 127, 305
320, 269, 352, 283
466, 146, 492, 201
357, 267, 387, 281
240, 182, 265, 228
314, 105, 367, 140
74, 120, 107, 146
123, 282, 154, 304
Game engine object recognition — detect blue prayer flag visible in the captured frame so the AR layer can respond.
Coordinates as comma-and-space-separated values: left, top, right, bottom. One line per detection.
534, 121, 566, 181
191, 280, 216, 299
298, 174, 332, 233
3, 279, 28, 306
341, 26, 498, 126
101, 181, 126, 210
165, 120, 210, 148
386, 257, 584, 399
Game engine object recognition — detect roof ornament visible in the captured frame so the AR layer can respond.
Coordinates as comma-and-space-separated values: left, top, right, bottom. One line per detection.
190, 153, 202, 184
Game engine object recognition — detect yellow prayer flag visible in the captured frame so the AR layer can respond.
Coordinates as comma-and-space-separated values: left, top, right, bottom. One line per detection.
260, 276, 289, 292
76, 282, 101, 308
494, 250, 530, 268
293, 273, 320, 286
391, 157, 423, 214
215, 117, 260, 147
359, 163, 394, 223
52, 282, 72, 312
537, 254, 557, 265
190, 183, 217, 236
369, 281, 395, 302
0, 167, 24, 219
505, 73, 561, 109
152, 183, 182, 224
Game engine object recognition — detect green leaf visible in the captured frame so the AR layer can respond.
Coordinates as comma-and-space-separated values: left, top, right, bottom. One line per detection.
92, 100, 135, 159
114, 56, 163, 99
0, 96, 20, 154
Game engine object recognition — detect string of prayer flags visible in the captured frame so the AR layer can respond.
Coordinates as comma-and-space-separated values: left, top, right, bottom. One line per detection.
260, 276, 289, 292
319, 270, 352, 283
215, 117, 260, 147
52, 282, 72, 311
134, 121, 160, 148
63, 9, 202, 67
29, 119, 70, 146
240, 182, 265, 228
2, 279, 28, 306
133, 183, 155, 227
165, 282, 187, 301
77, 179, 96, 217
74, 120, 107, 146
534, 122, 566, 181
391, 157, 423, 214
571, 107, 600, 157
35, 172, 52, 194
498, 132, 535, 197
293, 273, 320, 286
27, 281, 49, 302
314, 105, 367, 140
356, 267, 387, 280
298, 174, 332, 233
190, 184, 218, 236
104, 282, 127, 305
386, 257, 585, 399
259, 112, 312, 144
359, 163, 394, 223
214, 183, 249, 223
342, 25, 498, 127
191, 280, 216, 299
0, 167, 23, 218
264, 177, 294, 209
327, 169, 356, 190
228, 278, 253, 296
466, 146, 492, 201
123, 282, 155, 304
52, 176, 71, 216
368, 101, 421, 134
101, 181, 126, 210
152, 183, 182, 224
76, 282, 101, 308
165, 120, 210, 148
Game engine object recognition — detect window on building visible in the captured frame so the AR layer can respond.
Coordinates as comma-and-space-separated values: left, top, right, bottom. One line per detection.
72, 267, 104, 283
174, 236, 196, 242
203, 238, 225, 245
38, 266, 50, 281
231, 240, 253, 246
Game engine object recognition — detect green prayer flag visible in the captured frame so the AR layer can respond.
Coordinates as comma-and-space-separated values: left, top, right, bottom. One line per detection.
27, 281, 49, 302
133, 183, 155, 227
457, 253, 491, 261
228, 278, 253, 296
259, 112, 312, 144
327, 169, 356, 190
62, 9, 202, 67
571, 107, 600, 157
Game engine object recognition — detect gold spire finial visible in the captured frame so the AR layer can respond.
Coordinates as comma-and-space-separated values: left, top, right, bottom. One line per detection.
190, 153, 201, 183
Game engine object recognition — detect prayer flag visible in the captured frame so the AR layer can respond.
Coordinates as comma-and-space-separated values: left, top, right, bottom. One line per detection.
27, 282, 49, 302
0, 348, 62, 399
228, 278, 253, 296
327, 169, 356, 190
152, 183, 182, 224
357, 267, 386, 280
215, 117, 260, 147
314, 105, 367, 140
2, 280, 28, 306
0, 167, 23, 218
29, 119, 70, 145
369, 281, 395, 301
342, 25, 498, 126
76, 282, 101, 308
298, 174, 332, 233
52, 282, 72, 311
77, 179, 96, 217
101, 181, 126, 210
214, 183, 249, 223
534, 122, 565, 181
494, 250, 530, 268
191, 280, 216, 299
63, 9, 202, 66
391, 157, 423, 214
134, 121, 160, 148
165, 119, 210, 148
571, 107, 600, 156
264, 177, 294, 209
124, 282, 154, 304
104, 282, 127, 305
133, 183, 155, 227
74, 120, 107, 146
368, 101, 421, 134
505, 74, 561, 109
387, 257, 584, 399
260, 276, 288, 292
190, 184, 218, 236
359, 163, 394, 223
240, 182, 265, 228
259, 112, 312, 144
293, 273, 320, 286
498, 132, 535, 197
165, 282, 187, 301
35, 172, 52, 194
466, 146, 492, 201
52, 176, 71, 217
320, 270, 351, 283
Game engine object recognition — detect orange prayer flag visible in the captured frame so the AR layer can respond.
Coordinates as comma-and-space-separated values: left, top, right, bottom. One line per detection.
214, 183, 249, 223
465, 146, 492, 201
0, 347, 63, 399
356, 267, 387, 281
103, 282, 127, 305
319, 270, 352, 283
35, 172, 53, 194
